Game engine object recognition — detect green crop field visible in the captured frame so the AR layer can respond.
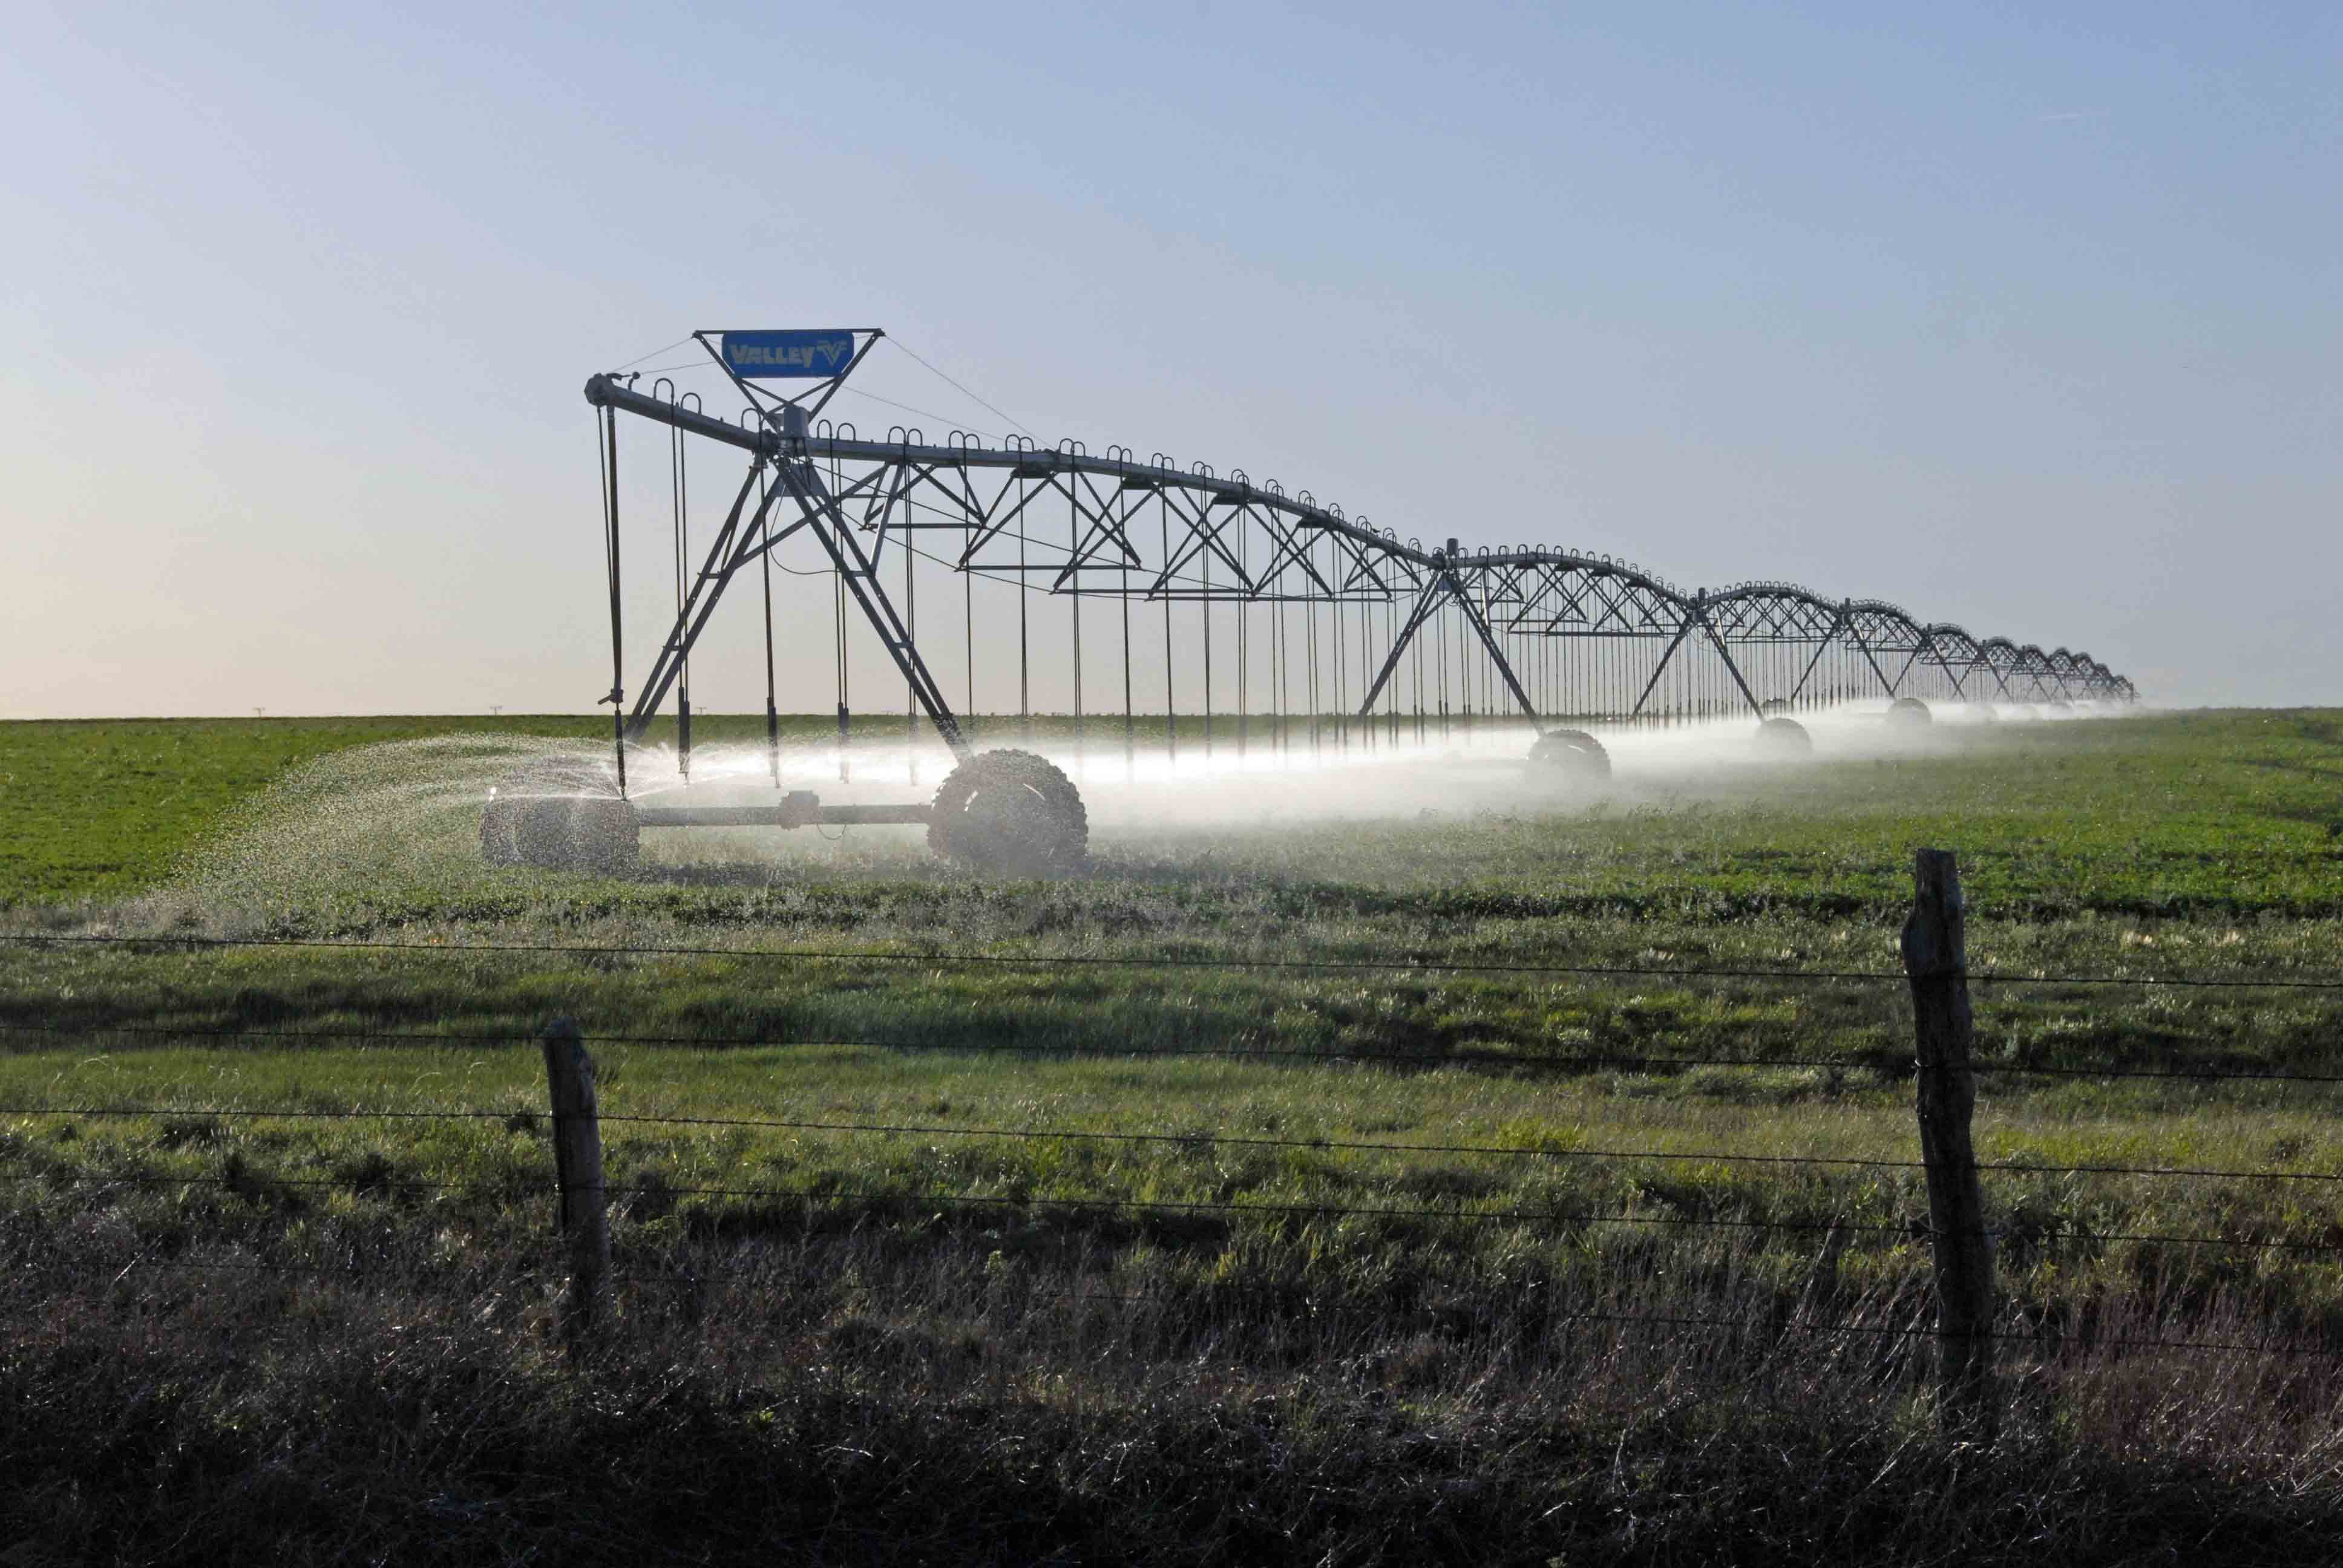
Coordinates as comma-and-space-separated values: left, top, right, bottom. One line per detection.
4, 708, 2342, 1564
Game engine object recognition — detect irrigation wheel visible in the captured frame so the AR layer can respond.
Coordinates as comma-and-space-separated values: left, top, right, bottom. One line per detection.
544, 797, 640, 875
481, 758, 639, 875
1526, 728, 1611, 784
927, 748, 1089, 877
479, 795, 523, 866
1754, 716, 1812, 756
1888, 697, 1932, 727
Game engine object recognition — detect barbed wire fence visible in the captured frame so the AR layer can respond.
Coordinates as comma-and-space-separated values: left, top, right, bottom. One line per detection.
6, 852, 2343, 1419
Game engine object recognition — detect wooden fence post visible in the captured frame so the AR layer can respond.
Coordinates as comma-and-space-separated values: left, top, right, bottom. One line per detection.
540, 1017, 609, 1352
1900, 849, 1997, 1433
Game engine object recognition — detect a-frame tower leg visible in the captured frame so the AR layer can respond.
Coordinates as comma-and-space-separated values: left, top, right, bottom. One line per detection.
1354, 548, 1548, 734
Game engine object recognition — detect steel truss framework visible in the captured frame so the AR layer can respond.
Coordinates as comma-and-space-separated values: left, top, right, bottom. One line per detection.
585, 367, 2133, 782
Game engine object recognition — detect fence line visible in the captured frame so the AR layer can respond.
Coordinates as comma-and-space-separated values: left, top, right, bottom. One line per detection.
6, 1018, 2343, 1085
10, 850, 2343, 1395
0, 1100, 525, 1123
11, 1128, 2343, 1255
6, 929, 2339, 990
5, 1097, 2343, 1188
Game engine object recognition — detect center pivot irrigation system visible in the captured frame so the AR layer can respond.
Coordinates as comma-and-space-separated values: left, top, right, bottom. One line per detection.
479, 327, 2134, 877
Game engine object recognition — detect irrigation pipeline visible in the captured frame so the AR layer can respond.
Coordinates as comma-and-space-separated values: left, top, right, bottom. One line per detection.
582, 343, 2132, 794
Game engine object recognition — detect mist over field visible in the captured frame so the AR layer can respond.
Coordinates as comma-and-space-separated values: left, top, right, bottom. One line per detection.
114, 699, 2117, 924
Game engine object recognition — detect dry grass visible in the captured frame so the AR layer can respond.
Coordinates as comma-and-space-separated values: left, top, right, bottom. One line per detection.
8, 1188, 2343, 1566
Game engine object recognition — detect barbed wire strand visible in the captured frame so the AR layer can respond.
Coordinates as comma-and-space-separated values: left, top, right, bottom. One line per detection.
10, 1159, 2343, 1254
10, 1094, 2343, 1186
7, 930, 2339, 990
10, 1100, 2343, 1186
2, 1018, 2339, 1085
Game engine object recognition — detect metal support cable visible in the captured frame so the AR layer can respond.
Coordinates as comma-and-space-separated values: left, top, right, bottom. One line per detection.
882, 338, 1035, 440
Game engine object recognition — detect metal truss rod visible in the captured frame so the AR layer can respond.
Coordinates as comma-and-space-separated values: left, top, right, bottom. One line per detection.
580, 372, 2135, 719
1692, 597, 1766, 717
1353, 573, 1446, 719
780, 458, 971, 760
623, 462, 785, 739
1785, 605, 1849, 704
1628, 610, 1704, 717
1437, 546, 1545, 733
1844, 613, 1899, 697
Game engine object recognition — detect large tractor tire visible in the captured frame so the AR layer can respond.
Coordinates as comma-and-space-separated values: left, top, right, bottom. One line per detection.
481, 759, 638, 875
1887, 697, 1932, 728
1527, 728, 1611, 784
480, 795, 523, 866
927, 749, 1089, 877
1754, 716, 1812, 756
530, 796, 639, 875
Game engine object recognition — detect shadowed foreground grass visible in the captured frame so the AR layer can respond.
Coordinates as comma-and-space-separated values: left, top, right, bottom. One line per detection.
7, 1043, 2343, 1561
11, 1243, 2342, 1566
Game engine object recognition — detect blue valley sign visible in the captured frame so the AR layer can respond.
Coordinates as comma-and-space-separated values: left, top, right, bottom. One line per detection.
720, 330, 858, 379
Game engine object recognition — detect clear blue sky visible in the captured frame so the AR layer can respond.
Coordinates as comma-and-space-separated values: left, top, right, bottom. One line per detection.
5, 1, 2336, 715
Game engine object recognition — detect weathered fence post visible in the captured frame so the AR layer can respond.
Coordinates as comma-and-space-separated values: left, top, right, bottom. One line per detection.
540, 1017, 609, 1353
1901, 849, 1997, 1434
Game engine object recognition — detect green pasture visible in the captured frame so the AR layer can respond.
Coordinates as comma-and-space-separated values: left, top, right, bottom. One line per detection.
8, 1033, 2343, 1342
3, 708, 2339, 917
2, 705, 2338, 1298
5, 708, 2343, 1560
2, 707, 2338, 1088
